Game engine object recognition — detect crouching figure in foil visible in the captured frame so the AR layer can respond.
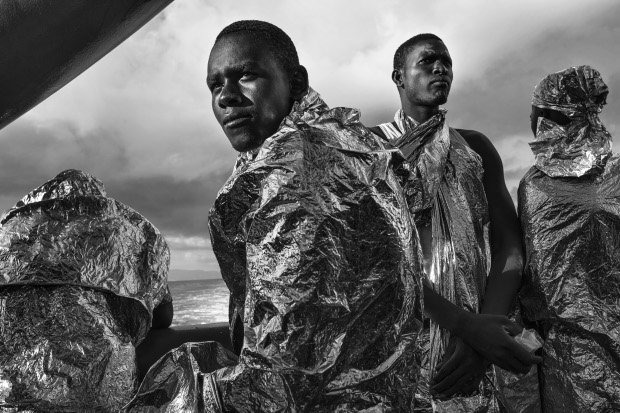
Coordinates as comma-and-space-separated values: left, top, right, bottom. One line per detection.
0, 169, 173, 412
126, 20, 425, 412
519, 65, 620, 413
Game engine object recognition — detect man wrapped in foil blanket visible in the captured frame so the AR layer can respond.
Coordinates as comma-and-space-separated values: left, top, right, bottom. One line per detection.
0, 169, 173, 411
520, 65, 620, 413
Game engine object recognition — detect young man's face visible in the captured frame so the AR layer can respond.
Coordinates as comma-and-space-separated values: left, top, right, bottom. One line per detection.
207, 32, 292, 152
400, 39, 453, 108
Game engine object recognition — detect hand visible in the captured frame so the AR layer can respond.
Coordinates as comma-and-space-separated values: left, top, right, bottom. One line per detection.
430, 336, 487, 400
457, 313, 542, 374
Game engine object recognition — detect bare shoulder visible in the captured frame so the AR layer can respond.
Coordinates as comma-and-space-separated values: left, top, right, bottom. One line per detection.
455, 129, 496, 157
454, 128, 502, 169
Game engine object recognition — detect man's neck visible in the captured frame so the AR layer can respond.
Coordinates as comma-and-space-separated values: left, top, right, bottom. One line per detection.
401, 103, 440, 124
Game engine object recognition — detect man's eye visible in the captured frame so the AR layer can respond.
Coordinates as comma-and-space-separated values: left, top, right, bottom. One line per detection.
241, 72, 257, 80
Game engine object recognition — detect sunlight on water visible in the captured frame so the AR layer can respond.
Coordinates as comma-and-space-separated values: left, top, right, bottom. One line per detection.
168, 279, 229, 327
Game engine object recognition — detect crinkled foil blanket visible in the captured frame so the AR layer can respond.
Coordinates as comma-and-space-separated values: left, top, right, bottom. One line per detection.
519, 157, 620, 412
530, 65, 612, 179
0, 170, 170, 411
388, 110, 501, 412
126, 88, 425, 412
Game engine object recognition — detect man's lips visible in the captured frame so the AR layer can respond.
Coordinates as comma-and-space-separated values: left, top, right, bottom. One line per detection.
430, 78, 451, 88
223, 113, 252, 127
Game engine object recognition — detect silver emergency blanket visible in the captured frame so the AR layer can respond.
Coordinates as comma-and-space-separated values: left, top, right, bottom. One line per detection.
0, 169, 171, 411
386, 110, 496, 412
519, 66, 620, 412
127, 88, 425, 412
494, 330, 542, 413
125, 341, 238, 412
530, 65, 612, 177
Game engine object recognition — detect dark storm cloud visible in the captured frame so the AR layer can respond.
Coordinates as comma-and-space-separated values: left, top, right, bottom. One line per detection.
105, 170, 230, 238
0, 119, 129, 212
0, 118, 231, 239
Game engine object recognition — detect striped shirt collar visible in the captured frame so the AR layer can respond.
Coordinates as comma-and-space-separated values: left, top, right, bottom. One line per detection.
394, 108, 419, 133
375, 109, 420, 141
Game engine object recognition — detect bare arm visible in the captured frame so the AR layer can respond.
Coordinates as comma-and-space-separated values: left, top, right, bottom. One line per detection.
431, 131, 539, 398
459, 129, 524, 316
443, 130, 539, 370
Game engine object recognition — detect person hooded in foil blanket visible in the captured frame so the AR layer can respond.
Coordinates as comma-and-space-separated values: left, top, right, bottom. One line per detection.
519, 65, 620, 413
369, 34, 542, 412
0, 169, 173, 411
125, 20, 425, 412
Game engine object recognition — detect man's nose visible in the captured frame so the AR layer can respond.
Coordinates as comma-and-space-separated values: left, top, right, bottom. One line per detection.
218, 81, 243, 108
432, 61, 447, 75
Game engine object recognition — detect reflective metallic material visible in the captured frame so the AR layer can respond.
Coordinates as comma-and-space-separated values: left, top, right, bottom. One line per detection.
211, 88, 424, 412
514, 329, 543, 353
495, 330, 543, 413
128, 88, 425, 411
0, 169, 171, 411
520, 150, 620, 410
530, 65, 612, 178
125, 342, 238, 412
380, 110, 495, 412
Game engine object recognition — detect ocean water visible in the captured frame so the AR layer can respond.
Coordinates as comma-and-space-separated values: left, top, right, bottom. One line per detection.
168, 279, 229, 327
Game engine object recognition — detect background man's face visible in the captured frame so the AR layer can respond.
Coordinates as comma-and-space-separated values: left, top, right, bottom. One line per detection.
402, 39, 453, 107
207, 33, 292, 152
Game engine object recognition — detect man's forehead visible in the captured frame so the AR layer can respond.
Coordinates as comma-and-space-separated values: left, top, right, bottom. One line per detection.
211, 32, 270, 56
410, 39, 450, 57
208, 33, 273, 71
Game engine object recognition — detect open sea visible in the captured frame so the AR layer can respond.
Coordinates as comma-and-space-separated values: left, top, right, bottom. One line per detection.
168, 279, 229, 327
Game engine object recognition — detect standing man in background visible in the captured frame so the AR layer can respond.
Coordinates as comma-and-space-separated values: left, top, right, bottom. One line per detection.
370, 33, 540, 412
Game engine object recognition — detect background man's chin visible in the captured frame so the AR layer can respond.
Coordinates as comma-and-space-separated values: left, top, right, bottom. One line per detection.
432, 95, 449, 106
229, 134, 264, 153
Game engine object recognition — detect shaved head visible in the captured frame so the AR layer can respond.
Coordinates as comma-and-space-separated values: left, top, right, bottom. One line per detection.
216, 20, 299, 76
393, 33, 443, 71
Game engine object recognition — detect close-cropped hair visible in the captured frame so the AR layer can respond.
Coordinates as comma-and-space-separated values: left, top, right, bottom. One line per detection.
393, 33, 443, 70
216, 20, 300, 76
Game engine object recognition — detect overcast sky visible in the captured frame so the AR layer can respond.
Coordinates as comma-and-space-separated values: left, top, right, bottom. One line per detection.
1, 0, 619, 280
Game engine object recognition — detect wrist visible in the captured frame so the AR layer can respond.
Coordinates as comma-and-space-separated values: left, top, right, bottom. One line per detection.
450, 309, 475, 338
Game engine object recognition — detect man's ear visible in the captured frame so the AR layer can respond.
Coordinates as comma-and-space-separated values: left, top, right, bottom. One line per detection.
392, 69, 404, 88
290, 65, 309, 101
